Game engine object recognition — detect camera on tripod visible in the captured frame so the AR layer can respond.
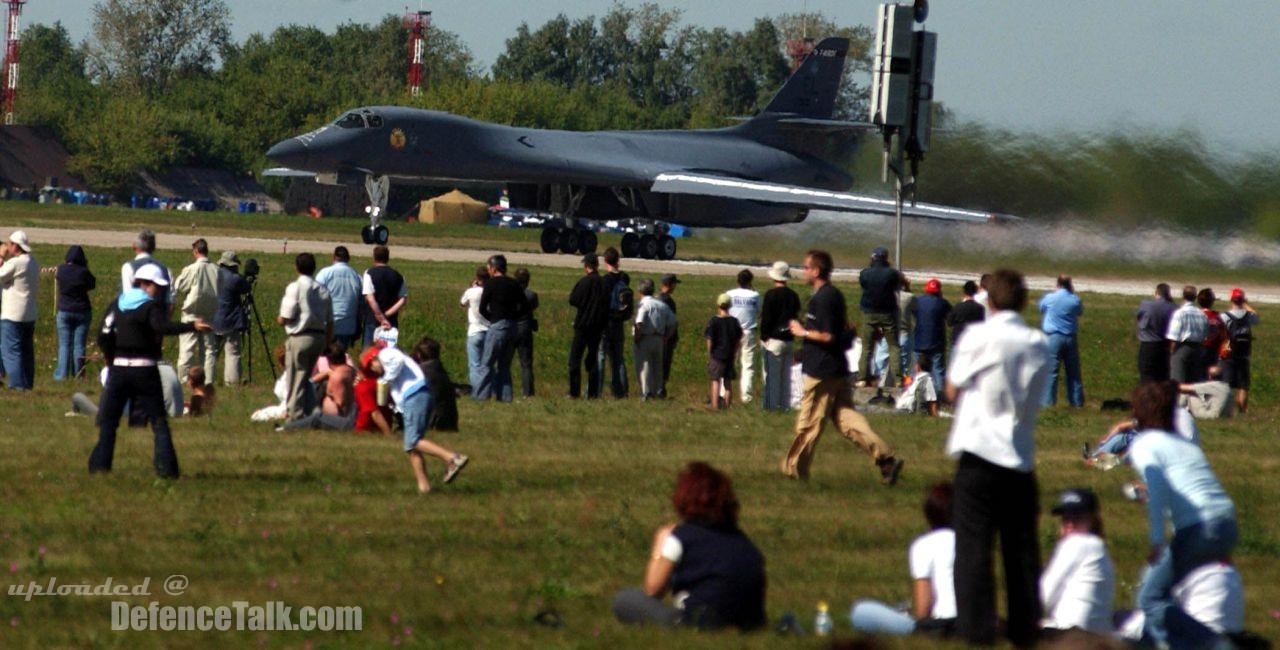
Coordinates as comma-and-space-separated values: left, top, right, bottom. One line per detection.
243, 258, 261, 283
237, 257, 276, 381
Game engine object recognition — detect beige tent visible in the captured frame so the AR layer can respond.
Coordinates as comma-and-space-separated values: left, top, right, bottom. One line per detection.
417, 189, 489, 224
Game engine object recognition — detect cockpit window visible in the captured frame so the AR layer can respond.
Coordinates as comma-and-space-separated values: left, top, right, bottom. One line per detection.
367, 115, 383, 128
335, 113, 366, 129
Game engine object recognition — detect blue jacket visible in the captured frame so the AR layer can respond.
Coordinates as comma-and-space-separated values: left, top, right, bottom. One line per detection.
911, 293, 952, 353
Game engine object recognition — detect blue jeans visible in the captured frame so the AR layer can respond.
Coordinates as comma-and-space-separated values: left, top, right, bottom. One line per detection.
477, 320, 517, 402
55, 310, 92, 381
898, 332, 915, 382
850, 600, 915, 635
467, 331, 487, 399
1138, 516, 1238, 648
762, 340, 793, 411
1, 320, 35, 390
916, 349, 945, 395
1043, 333, 1084, 406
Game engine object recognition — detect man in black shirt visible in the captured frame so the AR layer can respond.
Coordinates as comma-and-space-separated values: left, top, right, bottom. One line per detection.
362, 245, 407, 346
655, 274, 680, 398
89, 264, 210, 478
477, 254, 529, 402
514, 268, 539, 398
857, 246, 903, 387
598, 247, 632, 398
948, 280, 986, 355
568, 253, 608, 398
782, 250, 903, 485
759, 261, 801, 411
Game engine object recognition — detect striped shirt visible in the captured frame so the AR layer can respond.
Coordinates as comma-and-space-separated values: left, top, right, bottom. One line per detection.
1165, 303, 1208, 343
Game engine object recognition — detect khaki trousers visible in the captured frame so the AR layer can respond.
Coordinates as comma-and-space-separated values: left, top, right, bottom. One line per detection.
177, 327, 218, 384
634, 335, 665, 398
782, 374, 893, 479
285, 333, 326, 421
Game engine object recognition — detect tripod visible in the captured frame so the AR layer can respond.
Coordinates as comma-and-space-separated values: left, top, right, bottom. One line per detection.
242, 276, 277, 384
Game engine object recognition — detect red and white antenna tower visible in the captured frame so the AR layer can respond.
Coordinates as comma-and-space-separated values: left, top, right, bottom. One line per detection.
403, 10, 431, 98
2, 0, 25, 125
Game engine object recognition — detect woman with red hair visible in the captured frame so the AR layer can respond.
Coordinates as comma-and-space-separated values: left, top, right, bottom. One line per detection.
613, 462, 766, 630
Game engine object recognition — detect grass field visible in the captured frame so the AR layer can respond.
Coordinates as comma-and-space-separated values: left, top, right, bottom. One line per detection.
0, 238, 1277, 648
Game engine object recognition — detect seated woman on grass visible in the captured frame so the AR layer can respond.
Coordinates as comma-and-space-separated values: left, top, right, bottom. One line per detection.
613, 461, 766, 630
850, 482, 955, 637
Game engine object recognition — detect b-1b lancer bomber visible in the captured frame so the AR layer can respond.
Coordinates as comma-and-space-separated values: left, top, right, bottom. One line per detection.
266, 37, 1005, 259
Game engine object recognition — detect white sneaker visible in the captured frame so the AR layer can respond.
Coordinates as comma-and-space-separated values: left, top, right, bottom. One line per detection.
444, 455, 469, 484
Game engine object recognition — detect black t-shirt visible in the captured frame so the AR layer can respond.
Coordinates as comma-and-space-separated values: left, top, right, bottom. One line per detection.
479, 275, 529, 323
760, 286, 801, 342
704, 315, 743, 362
670, 522, 767, 630
569, 273, 607, 329
948, 300, 986, 346
800, 284, 849, 379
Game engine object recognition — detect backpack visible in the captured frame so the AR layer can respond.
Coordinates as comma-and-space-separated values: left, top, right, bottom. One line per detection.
609, 271, 633, 320
1222, 312, 1253, 356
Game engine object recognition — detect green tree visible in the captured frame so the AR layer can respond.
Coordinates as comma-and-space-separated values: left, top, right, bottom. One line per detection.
85, 0, 231, 94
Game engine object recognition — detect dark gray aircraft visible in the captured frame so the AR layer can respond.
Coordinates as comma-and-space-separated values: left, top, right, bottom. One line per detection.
266, 37, 1006, 259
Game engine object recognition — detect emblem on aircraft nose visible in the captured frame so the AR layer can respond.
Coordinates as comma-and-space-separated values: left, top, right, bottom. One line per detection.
390, 128, 407, 150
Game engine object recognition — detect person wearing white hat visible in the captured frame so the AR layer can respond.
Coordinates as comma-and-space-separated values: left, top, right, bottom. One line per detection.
0, 230, 40, 389
758, 261, 801, 411
89, 263, 211, 478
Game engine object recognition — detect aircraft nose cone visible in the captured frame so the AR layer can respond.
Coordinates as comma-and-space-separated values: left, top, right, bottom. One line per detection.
266, 138, 309, 168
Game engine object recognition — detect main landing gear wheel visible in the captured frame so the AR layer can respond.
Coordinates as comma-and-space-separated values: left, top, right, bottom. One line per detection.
579, 230, 598, 255
657, 235, 677, 260
558, 228, 581, 254
620, 232, 640, 258
540, 228, 559, 253
373, 225, 389, 245
639, 234, 659, 259
361, 225, 374, 245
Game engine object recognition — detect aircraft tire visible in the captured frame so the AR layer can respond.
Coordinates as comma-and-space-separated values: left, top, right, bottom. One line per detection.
559, 228, 581, 254
639, 234, 659, 259
579, 230, 598, 255
374, 225, 390, 245
361, 225, 375, 245
540, 228, 560, 253
620, 232, 640, 258
657, 235, 677, 260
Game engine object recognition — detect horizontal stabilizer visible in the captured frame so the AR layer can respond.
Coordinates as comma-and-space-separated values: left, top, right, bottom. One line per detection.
262, 167, 316, 177
651, 172, 1017, 224
775, 118, 880, 131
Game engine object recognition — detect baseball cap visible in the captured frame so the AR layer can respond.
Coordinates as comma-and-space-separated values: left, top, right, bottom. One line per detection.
1230, 287, 1245, 302
1050, 488, 1099, 517
924, 278, 941, 294
871, 246, 888, 260
581, 252, 599, 267
661, 273, 681, 286
8, 230, 31, 253
716, 292, 731, 307
134, 263, 170, 286
768, 261, 791, 282
218, 250, 241, 268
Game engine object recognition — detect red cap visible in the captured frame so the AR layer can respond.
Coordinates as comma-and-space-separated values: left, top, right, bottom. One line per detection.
1230, 287, 1245, 302
925, 278, 941, 294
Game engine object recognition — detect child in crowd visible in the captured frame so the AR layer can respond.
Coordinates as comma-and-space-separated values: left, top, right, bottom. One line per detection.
1039, 488, 1115, 637
184, 367, 216, 417
895, 356, 938, 416
411, 336, 459, 432
354, 346, 392, 435
251, 345, 289, 422
371, 340, 469, 493
704, 293, 743, 409
278, 343, 357, 431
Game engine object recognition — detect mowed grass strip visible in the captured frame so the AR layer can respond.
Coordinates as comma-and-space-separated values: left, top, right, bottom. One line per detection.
0, 242, 1276, 648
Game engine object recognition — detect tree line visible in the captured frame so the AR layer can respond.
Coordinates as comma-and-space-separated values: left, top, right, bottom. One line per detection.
7, 0, 1280, 234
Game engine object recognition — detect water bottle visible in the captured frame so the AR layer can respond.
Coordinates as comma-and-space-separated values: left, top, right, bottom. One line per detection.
814, 601, 832, 636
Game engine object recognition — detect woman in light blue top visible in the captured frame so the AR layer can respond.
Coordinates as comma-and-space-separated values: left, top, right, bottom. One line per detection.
1128, 381, 1236, 649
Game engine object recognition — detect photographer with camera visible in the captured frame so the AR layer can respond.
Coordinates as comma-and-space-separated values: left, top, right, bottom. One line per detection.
211, 251, 251, 386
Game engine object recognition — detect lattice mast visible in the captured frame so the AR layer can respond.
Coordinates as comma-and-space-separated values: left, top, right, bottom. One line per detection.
403, 10, 431, 98
2, 0, 25, 125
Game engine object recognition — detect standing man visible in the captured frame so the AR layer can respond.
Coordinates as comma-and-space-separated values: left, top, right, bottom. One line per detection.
460, 267, 489, 396
568, 253, 608, 399
896, 276, 915, 379
1135, 283, 1175, 382
857, 246, 902, 387
948, 280, 985, 353
89, 264, 210, 478
210, 251, 250, 386
944, 269, 1052, 647
315, 246, 363, 349
120, 230, 174, 310
1220, 288, 1259, 413
514, 268, 539, 398
477, 254, 529, 402
910, 278, 952, 394
655, 274, 681, 398
277, 253, 333, 421
633, 278, 675, 400
362, 245, 407, 346
1039, 275, 1085, 408
782, 250, 904, 485
727, 269, 762, 403
1166, 285, 1208, 383
759, 261, 800, 412
174, 238, 222, 383
0, 231, 38, 389
598, 247, 632, 398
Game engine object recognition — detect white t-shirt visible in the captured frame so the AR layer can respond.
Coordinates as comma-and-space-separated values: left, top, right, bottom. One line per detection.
726, 287, 761, 330
908, 528, 956, 620
1039, 533, 1115, 634
1118, 562, 1244, 639
896, 372, 937, 412
460, 286, 489, 336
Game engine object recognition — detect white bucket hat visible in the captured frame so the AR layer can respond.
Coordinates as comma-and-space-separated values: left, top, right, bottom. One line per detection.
134, 263, 170, 286
8, 230, 31, 253
767, 260, 791, 282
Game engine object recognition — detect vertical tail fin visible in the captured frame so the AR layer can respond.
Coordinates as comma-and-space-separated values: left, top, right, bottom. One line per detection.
760, 37, 850, 119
